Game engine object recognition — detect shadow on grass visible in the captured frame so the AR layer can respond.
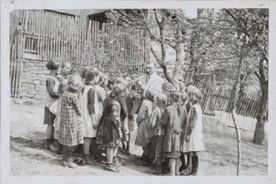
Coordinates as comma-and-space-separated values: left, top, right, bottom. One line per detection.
10, 135, 45, 150
10, 135, 155, 175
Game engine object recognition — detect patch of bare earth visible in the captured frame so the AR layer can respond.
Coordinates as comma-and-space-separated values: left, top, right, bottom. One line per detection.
9, 99, 268, 176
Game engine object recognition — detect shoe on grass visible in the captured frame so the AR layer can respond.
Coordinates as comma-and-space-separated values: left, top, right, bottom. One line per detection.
67, 161, 79, 168
105, 163, 120, 172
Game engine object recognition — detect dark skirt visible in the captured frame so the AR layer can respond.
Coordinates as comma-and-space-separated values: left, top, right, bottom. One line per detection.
149, 136, 164, 158
44, 106, 56, 125
96, 119, 121, 149
163, 151, 181, 159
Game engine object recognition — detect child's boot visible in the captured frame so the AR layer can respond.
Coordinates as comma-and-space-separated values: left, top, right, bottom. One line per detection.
189, 156, 198, 176
126, 142, 130, 155
105, 163, 119, 172
45, 139, 52, 149
84, 154, 94, 165
113, 156, 121, 167
49, 139, 59, 153
62, 146, 69, 167
179, 153, 186, 172
67, 156, 78, 168
181, 153, 192, 175
67, 148, 78, 168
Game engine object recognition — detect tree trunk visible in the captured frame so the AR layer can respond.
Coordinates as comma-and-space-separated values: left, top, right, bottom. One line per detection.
172, 29, 183, 81
253, 119, 265, 145
253, 82, 268, 145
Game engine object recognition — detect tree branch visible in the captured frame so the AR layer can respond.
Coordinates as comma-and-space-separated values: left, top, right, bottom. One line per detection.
224, 9, 237, 21
150, 46, 174, 84
254, 71, 265, 85
259, 58, 266, 83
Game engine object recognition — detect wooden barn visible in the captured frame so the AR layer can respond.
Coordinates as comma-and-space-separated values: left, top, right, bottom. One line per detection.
10, 9, 150, 100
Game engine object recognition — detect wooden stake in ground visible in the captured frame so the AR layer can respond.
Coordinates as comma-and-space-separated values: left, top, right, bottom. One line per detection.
231, 109, 241, 176
231, 56, 243, 176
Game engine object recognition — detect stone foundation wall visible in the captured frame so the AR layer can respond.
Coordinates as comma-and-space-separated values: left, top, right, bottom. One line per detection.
20, 53, 50, 100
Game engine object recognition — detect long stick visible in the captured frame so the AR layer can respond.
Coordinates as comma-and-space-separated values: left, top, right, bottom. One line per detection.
231, 54, 243, 176
231, 110, 241, 175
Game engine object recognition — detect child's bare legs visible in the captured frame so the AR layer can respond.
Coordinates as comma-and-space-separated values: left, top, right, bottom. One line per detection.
46, 124, 53, 146
181, 152, 192, 175
126, 133, 131, 154
175, 158, 181, 175
179, 153, 186, 171
142, 146, 148, 160
106, 147, 113, 164
83, 138, 91, 155
190, 152, 199, 176
91, 138, 101, 161
61, 145, 68, 164
105, 147, 119, 172
169, 159, 176, 176
113, 147, 120, 166
62, 145, 78, 168
82, 137, 93, 165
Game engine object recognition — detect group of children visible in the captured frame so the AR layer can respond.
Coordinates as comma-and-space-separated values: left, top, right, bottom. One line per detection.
43, 60, 205, 175
134, 82, 205, 176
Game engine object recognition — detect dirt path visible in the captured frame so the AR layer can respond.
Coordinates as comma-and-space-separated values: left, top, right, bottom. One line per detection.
9, 99, 268, 176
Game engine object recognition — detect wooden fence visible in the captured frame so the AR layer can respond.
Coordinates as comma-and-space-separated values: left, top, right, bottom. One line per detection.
192, 83, 261, 119
10, 9, 148, 97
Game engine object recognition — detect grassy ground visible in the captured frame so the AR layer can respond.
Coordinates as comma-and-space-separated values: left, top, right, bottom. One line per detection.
9, 99, 268, 176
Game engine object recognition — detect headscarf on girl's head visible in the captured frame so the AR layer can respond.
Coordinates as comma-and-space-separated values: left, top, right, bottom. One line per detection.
186, 85, 203, 103
68, 74, 84, 91
113, 81, 126, 96
169, 90, 181, 104
155, 93, 168, 107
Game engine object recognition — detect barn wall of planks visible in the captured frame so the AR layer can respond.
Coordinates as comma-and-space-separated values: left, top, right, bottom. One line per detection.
10, 9, 148, 99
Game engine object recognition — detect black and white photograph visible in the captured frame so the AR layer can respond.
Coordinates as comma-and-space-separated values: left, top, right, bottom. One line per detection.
1, 1, 276, 184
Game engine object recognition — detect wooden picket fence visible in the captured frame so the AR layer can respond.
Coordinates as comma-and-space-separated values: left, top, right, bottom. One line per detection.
192, 83, 261, 119
10, 9, 148, 97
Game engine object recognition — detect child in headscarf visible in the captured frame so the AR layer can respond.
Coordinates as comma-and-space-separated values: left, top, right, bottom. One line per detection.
179, 91, 192, 173
135, 89, 155, 162
162, 90, 186, 176
96, 82, 126, 172
181, 86, 205, 176
114, 78, 130, 154
148, 93, 167, 174
59, 74, 84, 168
52, 62, 71, 154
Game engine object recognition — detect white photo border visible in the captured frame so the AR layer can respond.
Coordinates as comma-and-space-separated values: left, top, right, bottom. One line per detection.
1, 0, 276, 184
